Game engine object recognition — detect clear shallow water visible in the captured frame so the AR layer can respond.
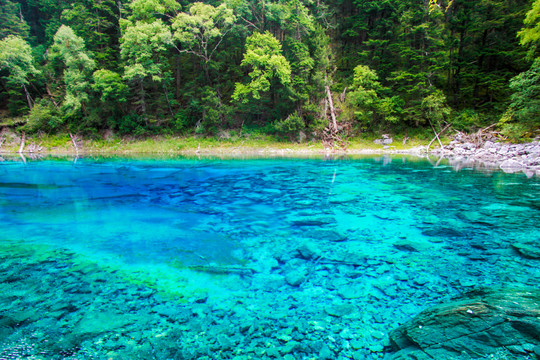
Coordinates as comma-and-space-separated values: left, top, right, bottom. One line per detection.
0, 156, 538, 359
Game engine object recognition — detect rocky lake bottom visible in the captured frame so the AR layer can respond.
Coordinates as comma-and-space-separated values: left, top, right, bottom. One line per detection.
0, 156, 538, 359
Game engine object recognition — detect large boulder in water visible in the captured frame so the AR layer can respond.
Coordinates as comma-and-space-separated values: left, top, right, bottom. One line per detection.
387, 288, 540, 359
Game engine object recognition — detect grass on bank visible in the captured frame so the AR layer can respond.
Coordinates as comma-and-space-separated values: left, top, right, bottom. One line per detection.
0, 127, 447, 155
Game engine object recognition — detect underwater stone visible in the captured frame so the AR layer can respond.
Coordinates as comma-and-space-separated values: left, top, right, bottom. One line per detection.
511, 242, 540, 259
324, 303, 357, 317
296, 242, 321, 260
318, 344, 334, 359
337, 285, 363, 299
285, 271, 306, 287
387, 288, 540, 359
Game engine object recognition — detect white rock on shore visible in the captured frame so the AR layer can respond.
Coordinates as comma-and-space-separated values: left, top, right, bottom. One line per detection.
430, 139, 540, 175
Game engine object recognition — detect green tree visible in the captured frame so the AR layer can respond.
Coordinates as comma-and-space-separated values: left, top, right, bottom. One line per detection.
0, 35, 39, 111
172, 2, 236, 84
347, 64, 401, 130
0, 0, 30, 39
61, 0, 123, 67
129, 0, 180, 21
518, 0, 540, 59
120, 19, 173, 117
49, 25, 96, 120
233, 31, 291, 103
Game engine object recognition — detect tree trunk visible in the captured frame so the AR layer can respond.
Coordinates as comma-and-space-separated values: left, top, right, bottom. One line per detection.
18, 132, 25, 154
22, 84, 33, 110
45, 84, 59, 108
69, 132, 79, 155
325, 83, 337, 133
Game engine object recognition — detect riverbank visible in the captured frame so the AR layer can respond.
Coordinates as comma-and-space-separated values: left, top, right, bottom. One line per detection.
0, 132, 538, 176
0, 132, 430, 157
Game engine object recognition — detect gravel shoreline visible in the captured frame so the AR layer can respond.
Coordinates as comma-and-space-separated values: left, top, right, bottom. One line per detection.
429, 139, 540, 177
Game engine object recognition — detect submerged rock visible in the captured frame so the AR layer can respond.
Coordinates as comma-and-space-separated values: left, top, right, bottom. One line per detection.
387, 288, 540, 359
511, 242, 540, 259
324, 303, 357, 317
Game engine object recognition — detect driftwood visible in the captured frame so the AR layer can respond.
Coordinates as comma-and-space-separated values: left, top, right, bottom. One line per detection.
427, 122, 451, 152
26, 142, 43, 153
453, 123, 502, 147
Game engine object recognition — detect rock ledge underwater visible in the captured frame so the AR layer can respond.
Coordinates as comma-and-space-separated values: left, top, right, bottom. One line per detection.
387, 288, 540, 359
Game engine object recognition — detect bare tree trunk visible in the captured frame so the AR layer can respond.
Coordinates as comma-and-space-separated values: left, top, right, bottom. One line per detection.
427, 121, 450, 152
325, 84, 337, 133
18, 132, 25, 154
46, 84, 59, 108
22, 84, 33, 110
69, 133, 79, 155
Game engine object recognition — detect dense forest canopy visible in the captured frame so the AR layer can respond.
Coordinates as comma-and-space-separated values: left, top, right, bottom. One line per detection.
0, 0, 539, 141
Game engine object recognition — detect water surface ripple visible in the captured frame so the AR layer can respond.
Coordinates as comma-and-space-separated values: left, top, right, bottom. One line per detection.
0, 156, 538, 359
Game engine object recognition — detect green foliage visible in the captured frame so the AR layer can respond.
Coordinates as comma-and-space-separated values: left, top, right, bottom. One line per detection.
505, 58, 540, 130
0, 0, 535, 141
50, 25, 96, 119
61, 0, 122, 67
0, 35, 39, 86
232, 32, 292, 103
518, 0, 540, 59
120, 20, 172, 83
451, 109, 481, 132
129, 0, 180, 21
347, 64, 403, 129
273, 112, 305, 139
93, 70, 128, 103
0, 35, 39, 114
421, 90, 451, 126
0, 0, 30, 39
24, 100, 62, 133
172, 2, 236, 83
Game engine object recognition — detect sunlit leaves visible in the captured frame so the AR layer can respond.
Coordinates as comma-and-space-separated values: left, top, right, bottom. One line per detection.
120, 19, 173, 82
0, 35, 39, 86
232, 31, 291, 103
129, 0, 180, 21
50, 25, 96, 118
172, 2, 235, 61
518, 0, 540, 59
92, 69, 128, 102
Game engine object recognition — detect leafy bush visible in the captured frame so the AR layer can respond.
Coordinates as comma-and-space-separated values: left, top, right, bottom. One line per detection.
24, 100, 62, 133
451, 109, 481, 131
274, 113, 305, 140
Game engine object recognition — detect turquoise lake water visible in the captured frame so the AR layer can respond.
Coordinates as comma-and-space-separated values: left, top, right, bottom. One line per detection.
0, 155, 538, 359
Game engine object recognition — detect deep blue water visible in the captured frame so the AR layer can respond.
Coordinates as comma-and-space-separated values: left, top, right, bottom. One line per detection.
0, 155, 538, 359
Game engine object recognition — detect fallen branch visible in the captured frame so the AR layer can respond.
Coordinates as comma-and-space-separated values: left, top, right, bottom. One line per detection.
427, 122, 451, 152
69, 132, 79, 155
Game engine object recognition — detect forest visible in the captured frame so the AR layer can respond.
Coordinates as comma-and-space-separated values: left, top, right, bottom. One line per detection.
0, 0, 539, 142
